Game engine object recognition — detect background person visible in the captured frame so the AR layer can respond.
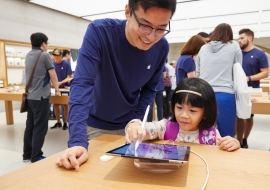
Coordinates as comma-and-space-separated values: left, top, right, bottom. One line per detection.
51, 48, 72, 130
196, 23, 242, 137
23, 32, 60, 163
176, 35, 205, 84
236, 28, 269, 148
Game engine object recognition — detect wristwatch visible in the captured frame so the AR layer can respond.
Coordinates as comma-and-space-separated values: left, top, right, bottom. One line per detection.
248, 76, 251, 81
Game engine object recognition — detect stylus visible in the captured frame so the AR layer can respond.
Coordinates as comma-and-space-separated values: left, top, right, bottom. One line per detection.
135, 105, 150, 150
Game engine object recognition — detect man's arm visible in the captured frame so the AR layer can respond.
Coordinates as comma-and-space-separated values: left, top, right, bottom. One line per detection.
48, 69, 60, 95
247, 68, 269, 81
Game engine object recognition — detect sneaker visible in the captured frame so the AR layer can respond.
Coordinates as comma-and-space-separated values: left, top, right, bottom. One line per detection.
38, 156, 46, 161
242, 138, 248, 149
63, 122, 68, 130
50, 122, 62, 129
23, 158, 30, 162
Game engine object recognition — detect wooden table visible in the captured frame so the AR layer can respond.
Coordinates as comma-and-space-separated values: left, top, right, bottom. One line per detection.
0, 88, 69, 125
0, 134, 269, 190
251, 92, 270, 114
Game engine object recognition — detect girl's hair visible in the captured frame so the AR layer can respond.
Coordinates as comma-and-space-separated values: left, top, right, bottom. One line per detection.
170, 78, 217, 129
180, 35, 206, 56
210, 23, 233, 43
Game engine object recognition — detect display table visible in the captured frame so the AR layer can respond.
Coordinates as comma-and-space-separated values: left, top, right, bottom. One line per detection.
0, 134, 269, 189
0, 88, 69, 125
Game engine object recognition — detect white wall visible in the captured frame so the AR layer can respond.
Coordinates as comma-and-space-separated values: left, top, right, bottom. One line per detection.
0, 0, 90, 49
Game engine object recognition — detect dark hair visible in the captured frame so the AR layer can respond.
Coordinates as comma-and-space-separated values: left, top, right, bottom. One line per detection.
30, 32, 48, 47
210, 23, 233, 43
197, 32, 209, 38
239, 28, 254, 41
171, 78, 217, 129
129, 0, 177, 18
180, 35, 206, 56
63, 50, 70, 57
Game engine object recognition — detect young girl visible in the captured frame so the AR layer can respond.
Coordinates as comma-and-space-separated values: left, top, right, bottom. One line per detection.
126, 78, 240, 152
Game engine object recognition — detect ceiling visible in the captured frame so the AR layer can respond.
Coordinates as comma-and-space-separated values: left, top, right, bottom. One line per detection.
28, 0, 270, 51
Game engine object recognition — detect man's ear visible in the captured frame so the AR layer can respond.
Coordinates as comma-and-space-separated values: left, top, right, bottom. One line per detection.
125, 4, 131, 19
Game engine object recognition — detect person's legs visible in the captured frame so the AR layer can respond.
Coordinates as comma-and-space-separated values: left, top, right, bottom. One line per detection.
51, 104, 62, 129
63, 105, 69, 130
242, 116, 254, 148
155, 90, 163, 121
86, 126, 125, 140
30, 99, 50, 162
61, 105, 65, 122
54, 104, 61, 123
23, 101, 34, 160
236, 117, 245, 143
165, 87, 171, 118
215, 92, 236, 137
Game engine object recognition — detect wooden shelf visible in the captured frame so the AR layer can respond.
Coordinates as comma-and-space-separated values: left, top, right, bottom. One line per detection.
6, 56, 25, 59
7, 66, 25, 68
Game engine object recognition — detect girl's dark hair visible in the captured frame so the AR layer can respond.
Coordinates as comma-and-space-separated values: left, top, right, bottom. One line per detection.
129, 0, 177, 18
210, 23, 233, 43
180, 35, 206, 56
170, 78, 217, 129
30, 32, 48, 47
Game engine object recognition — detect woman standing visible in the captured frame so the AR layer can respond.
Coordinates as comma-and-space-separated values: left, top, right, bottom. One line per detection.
176, 35, 205, 85
196, 23, 242, 137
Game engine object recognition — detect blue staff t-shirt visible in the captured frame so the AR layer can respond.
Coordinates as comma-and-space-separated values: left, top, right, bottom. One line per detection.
242, 48, 269, 88
54, 60, 72, 88
176, 55, 195, 85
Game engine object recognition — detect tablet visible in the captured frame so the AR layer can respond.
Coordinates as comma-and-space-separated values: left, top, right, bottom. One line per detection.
106, 142, 190, 164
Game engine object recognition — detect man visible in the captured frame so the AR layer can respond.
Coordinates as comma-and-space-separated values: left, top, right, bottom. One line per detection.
50, 48, 72, 130
194, 32, 210, 70
62, 50, 71, 63
237, 28, 269, 148
23, 32, 60, 163
197, 32, 210, 43
56, 0, 176, 169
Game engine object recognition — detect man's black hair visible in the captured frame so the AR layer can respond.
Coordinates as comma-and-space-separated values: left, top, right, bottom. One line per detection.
30, 32, 48, 47
63, 50, 70, 57
129, 0, 177, 18
197, 32, 209, 38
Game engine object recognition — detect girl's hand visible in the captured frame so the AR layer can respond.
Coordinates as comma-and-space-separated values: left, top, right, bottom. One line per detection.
125, 122, 146, 143
216, 136, 240, 151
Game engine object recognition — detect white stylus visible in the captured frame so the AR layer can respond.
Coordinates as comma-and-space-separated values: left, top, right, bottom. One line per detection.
135, 105, 150, 150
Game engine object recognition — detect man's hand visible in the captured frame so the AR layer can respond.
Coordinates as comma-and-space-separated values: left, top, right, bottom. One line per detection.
56, 146, 88, 170
125, 122, 146, 143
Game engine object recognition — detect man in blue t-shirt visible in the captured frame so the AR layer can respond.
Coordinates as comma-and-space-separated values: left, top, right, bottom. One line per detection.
56, 0, 177, 170
236, 28, 269, 148
51, 48, 72, 130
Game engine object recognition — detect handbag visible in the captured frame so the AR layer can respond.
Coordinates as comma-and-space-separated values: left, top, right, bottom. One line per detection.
20, 50, 43, 113
233, 62, 252, 119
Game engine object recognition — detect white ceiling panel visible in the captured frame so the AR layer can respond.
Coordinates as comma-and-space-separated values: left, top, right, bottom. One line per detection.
29, 0, 270, 43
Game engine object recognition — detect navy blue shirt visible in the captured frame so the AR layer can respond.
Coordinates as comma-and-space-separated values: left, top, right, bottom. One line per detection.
68, 19, 169, 149
242, 48, 268, 88
54, 60, 72, 88
176, 55, 195, 85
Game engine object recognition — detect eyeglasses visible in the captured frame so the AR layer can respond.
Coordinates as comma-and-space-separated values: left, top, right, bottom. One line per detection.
130, 7, 171, 38
45, 42, 50, 46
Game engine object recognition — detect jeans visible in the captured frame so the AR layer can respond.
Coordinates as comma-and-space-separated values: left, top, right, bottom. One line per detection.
147, 90, 163, 121
23, 98, 50, 162
215, 92, 236, 137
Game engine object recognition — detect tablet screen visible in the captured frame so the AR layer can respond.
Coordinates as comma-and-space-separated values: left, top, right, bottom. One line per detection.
106, 143, 190, 162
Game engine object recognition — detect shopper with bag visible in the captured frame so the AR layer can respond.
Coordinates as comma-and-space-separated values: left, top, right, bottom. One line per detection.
23, 32, 60, 163
236, 28, 269, 148
196, 23, 242, 137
